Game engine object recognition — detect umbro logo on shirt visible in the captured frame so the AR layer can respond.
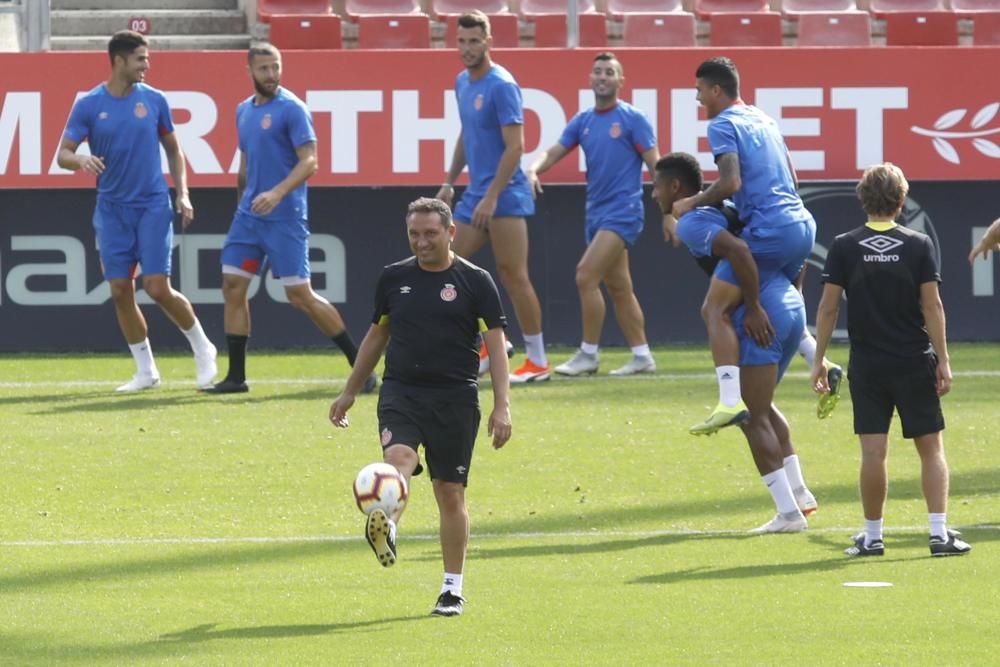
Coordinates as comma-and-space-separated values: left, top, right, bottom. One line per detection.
859, 235, 903, 263
400, 286, 411, 294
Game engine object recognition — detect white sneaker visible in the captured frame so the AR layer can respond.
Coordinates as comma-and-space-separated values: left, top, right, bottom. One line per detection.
554, 351, 599, 377
194, 343, 218, 388
793, 487, 818, 516
748, 512, 808, 534
116, 373, 161, 393
609, 354, 656, 376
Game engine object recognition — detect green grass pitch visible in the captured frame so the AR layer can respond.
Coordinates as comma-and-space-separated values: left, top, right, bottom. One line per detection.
2, 345, 998, 665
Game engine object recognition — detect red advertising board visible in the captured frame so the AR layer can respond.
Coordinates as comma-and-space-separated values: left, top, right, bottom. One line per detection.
2, 47, 999, 188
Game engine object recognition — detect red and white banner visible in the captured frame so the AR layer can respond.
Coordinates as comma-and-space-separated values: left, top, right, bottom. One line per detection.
2, 47, 1000, 188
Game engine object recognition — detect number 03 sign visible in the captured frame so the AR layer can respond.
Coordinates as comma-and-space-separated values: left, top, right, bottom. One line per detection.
128, 17, 151, 34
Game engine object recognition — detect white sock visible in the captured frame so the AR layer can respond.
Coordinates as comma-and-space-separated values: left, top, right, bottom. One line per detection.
798, 331, 818, 366
441, 572, 463, 597
631, 343, 651, 358
128, 339, 158, 377
762, 468, 798, 515
523, 333, 547, 367
865, 518, 884, 546
580, 342, 599, 356
716, 365, 741, 408
783, 455, 806, 491
929, 513, 947, 539
182, 319, 212, 354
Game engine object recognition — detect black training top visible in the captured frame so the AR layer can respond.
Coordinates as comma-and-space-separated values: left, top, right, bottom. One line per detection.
372, 254, 506, 396
821, 224, 940, 360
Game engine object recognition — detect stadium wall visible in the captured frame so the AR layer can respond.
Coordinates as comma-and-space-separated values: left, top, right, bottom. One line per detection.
1, 49, 998, 350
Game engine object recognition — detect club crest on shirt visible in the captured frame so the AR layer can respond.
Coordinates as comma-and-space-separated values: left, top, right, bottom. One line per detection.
133, 102, 147, 119
98, 111, 109, 120
474, 94, 484, 111
261, 113, 272, 130
440, 283, 457, 302
609, 122, 622, 139
381, 428, 392, 446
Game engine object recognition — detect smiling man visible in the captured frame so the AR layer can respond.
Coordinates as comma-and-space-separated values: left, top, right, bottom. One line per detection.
58, 30, 217, 393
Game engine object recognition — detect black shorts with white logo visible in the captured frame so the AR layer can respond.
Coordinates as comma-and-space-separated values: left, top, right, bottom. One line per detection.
377, 382, 481, 486
848, 352, 945, 439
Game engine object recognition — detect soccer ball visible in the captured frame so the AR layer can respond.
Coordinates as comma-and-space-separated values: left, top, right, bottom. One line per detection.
353, 462, 408, 516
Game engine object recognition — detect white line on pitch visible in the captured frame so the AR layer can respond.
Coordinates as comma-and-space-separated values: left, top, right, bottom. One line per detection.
3, 524, 996, 548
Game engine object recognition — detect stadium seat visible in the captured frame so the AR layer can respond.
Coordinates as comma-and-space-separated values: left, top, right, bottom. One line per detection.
621, 12, 697, 45
796, 11, 871, 44
951, 0, 1000, 16
532, 13, 608, 46
780, 0, 857, 17
356, 14, 431, 47
973, 11, 1000, 42
269, 14, 343, 48
258, 0, 333, 23
709, 11, 783, 45
884, 11, 958, 44
433, 0, 509, 17
345, 0, 422, 18
867, 0, 945, 16
519, 0, 596, 16
444, 13, 520, 46
607, 0, 683, 20
694, 0, 768, 19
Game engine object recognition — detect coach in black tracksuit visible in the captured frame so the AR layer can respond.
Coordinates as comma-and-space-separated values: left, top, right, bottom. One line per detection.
811, 163, 970, 559
329, 197, 512, 617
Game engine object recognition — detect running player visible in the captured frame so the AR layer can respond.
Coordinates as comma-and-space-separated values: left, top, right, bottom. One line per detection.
57, 30, 217, 392
527, 52, 658, 377
204, 43, 375, 394
330, 197, 512, 617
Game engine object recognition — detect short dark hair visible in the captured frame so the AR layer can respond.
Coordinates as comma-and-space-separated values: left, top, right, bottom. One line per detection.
655, 153, 703, 193
593, 51, 623, 75
857, 163, 909, 218
108, 30, 147, 66
695, 57, 739, 99
407, 197, 454, 227
248, 42, 281, 63
457, 10, 490, 35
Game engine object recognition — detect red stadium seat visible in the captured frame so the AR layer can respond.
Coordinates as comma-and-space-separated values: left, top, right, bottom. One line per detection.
444, 13, 520, 46
345, 0, 422, 18
694, 0, 768, 19
607, 0, 683, 20
781, 0, 857, 17
258, 0, 333, 23
796, 11, 870, 44
433, 0, 510, 18
868, 0, 944, 16
356, 14, 431, 47
622, 12, 696, 45
709, 11, 783, 45
519, 0, 596, 16
269, 14, 343, 48
532, 12, 608, 46
973, 11, 1000, 42
884, 11, 958, 44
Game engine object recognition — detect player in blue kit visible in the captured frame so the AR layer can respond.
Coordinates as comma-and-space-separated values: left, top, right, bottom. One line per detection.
204, 43, 375, 394
671, 57, 839, 434
527, 52, 659, 377
435, 11, 549, 384
57, 30, 217, 393
653, 152, 818, 532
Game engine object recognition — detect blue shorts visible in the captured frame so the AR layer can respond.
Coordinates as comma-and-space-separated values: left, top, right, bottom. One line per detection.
585, 216, 643, 248
92, 195, 174, 279
221, 211, 310, 279
715, 218, 816, 286
732, 293, 806, 384
454, 185, 534, 223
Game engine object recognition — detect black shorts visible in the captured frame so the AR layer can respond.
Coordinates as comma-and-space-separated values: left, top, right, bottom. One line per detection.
377, 385, 481, 486
848, 353, 945, 439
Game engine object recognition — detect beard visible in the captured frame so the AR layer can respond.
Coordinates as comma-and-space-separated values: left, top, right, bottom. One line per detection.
253, 78, 278, 98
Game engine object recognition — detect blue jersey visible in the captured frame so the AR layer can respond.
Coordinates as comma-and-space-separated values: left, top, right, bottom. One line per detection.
677, 206, 730, 259
707, 104, 812, 230
455, 64, 530, 199
559, 101, 656, 224
732, 274, 806, 381
63, 83, 173, 206
237, 87, 316, 222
